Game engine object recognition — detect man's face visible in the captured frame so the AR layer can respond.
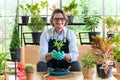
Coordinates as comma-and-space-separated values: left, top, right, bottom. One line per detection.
52, 13, 66, 29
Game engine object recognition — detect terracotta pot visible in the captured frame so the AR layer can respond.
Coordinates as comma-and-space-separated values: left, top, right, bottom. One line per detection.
26, 73, 34, 80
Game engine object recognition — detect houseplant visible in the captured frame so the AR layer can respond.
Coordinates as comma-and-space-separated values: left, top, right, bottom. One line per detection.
103, 17, 120, 38
63, 0, 78, 23
19, 3, 30, 24
9, 6, 20, 62
91, 35, 116, 78
40, 0, 49, 23
27, 3, 46, 45
81, 52, 97, 79
80, 0, 101, 42
114, 44, 120, 73
111, 33, 120, 73
24, 64, 35, 80
0, 52, 11, 80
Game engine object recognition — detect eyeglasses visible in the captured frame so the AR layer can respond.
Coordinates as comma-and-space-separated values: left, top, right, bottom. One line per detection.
53, 18, 66, 22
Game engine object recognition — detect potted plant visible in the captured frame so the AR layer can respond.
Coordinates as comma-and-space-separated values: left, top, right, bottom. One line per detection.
40, 0, 49, 23
19, 3, 30, 24
80, 0, 101, 42
111, 33, 120, 73
103, 17, 120, 38
27, 3, 46, 45
0, 52, 11, 80
81, 52, 97, 79
49, 4, 57, 12
63, 0, 78, 23
91, 35, 116, 79
9, 6, 20, 62
24, 64, 35, 80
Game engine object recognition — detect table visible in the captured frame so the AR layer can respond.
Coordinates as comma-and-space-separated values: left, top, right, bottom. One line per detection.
35, 72, 84, 80
8, 72, 118, 80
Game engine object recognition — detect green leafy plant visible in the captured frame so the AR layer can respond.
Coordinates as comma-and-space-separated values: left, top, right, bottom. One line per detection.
10, 6, 20, 49
40, 0, 49, 10
63, 0, 78, 16
113, 44, 120, 62
54, 40, 64, 52
24, 64, 34, 73
19, 3, 30, 16
103, 17, 120, 34
81, 52, 97, 69
0, 52, 11, 73
80, 0, 101, 32
27, 3, 46, 32
84, 15, 101, 32
28, 15, 45, 32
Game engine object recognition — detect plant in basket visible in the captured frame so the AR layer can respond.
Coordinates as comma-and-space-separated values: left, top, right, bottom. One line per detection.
91, 35, 117, 78
81, 52, 97, 79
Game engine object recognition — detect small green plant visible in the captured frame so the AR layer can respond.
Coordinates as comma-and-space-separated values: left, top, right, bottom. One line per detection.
24, 64, 34, 73
113, 44, 120, 62
81, 53, 97, 69
40, 0, 49, 10
0, 52, 11, 73
63, 0, 78, 16
54, 40, 64, 52
19, 3, 30, 16
103, 17, 120, 34
28, 15, 45, 32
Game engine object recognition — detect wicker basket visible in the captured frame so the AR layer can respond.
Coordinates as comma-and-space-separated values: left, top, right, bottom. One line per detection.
112, 72, 120, 80
115, 62, 120, 73
82, 67, 96, 79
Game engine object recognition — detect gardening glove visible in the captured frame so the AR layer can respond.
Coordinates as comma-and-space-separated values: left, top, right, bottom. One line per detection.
51, 50, 58, 59
56, 51, 65, 60
51, 50, 65, 60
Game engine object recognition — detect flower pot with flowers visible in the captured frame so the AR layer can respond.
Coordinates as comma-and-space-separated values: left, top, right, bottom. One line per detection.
91, 35, 117, 79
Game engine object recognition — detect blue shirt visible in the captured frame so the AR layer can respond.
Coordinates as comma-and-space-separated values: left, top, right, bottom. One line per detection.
39, 27, 79, 62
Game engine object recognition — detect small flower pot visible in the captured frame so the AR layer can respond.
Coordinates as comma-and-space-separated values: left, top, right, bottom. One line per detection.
26, 73, 34, 80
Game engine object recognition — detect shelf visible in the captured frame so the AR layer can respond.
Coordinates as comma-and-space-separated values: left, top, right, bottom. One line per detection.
18, 23, 85, 46
18, 23, 85, 26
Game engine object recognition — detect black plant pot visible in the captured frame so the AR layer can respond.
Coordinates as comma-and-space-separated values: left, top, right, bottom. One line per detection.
97, 64, 112, 79
42, 17, 47, 23
68, 16, 74, 24
32, 32, 42, 45
107, 33, 115, 38
21, 16, 29, 24
88, 32, 100, 42
10, 48, 20, 62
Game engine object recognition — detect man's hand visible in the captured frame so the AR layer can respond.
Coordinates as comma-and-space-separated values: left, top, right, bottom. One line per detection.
51, 50, 65, 60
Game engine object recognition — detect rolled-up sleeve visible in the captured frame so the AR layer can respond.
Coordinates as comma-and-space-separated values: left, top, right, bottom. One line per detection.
39, 31, 49, 62
67, 30, 79, 62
